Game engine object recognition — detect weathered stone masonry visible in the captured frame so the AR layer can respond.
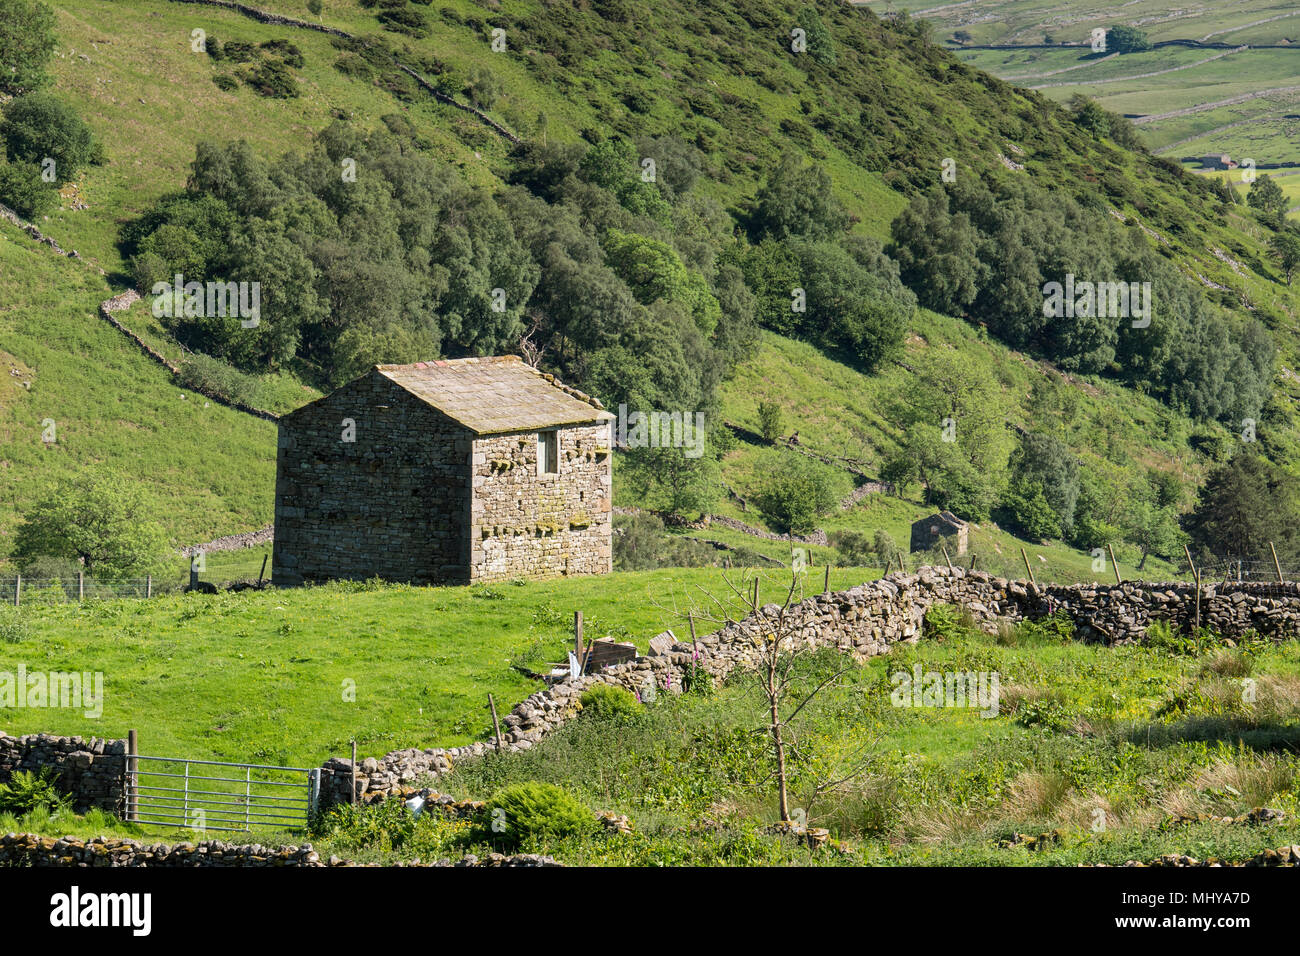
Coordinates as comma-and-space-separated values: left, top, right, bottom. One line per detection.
273, 371, 472, 585
272, 357, 613, 586
472, 424, 611, 581
0, 734, 125, 814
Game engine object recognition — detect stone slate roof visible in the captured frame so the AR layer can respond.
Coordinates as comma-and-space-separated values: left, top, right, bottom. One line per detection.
913, 511, 966, 532
375, 356, 614, 435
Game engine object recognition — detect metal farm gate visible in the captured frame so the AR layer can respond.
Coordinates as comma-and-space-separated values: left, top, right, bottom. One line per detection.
125, 753, 322, 833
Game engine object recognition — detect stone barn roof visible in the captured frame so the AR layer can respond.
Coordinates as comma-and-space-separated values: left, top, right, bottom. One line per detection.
370, 356, 614, 435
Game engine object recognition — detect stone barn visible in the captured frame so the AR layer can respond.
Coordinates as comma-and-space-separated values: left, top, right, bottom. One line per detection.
272, 356, 614, 586
910, 510, 968, 556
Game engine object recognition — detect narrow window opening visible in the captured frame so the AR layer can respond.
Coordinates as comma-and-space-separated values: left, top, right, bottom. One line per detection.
538, 430, 559, 475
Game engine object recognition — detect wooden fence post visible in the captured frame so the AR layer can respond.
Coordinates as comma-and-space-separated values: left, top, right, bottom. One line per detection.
1020, 548, 1037, 590
13, 575, 19, 606
126, 729, 138, 822
941, 544, 953, 569
350, 740, 357, 806
574, 610, 584, 663
78, 571, 84, 602
258, 554, 268, 585
823, 564, 830, 595
1270, 542, 1284, 583
1183, 545, 1202, 632
688, 611, 699, 660
146, 575, 152, 599
1107, 544, 1122, 585
487, 694, 504, 750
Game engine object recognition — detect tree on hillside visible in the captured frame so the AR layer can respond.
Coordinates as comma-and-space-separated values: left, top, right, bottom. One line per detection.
1247, 174, 1288, 225
1005, 432, 1079, 536
2, 92, 103, 186
887, 189, 983, 317
1269, 226, 1300, 285
0, 0, 55, 96
748, 152, 850, 241
1183, 453, 1300, 564
12, 472, 170, 580
890, 349, 1012, 521
1107, 25, 1151, 54
754, 452, 850, 534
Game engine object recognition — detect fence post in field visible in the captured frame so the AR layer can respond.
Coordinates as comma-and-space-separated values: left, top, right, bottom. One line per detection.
146, 575, 152, 599
1107, 544, 1122, 584
1184, 544, 1202, 632
307, 769, 321, 821
78, 571, 84, 602
350, 740, 357, 806
126, 729, 138, 822
13, 575, 18, 606
823, 564, 830, 594
1270, 542, 1284, 583
573, 610, 584, 664
189, 564, 198, 590
258, 554, 268, 585
941, 544, 953, 569
1020, 548, 1037, 590
488, 693, 504, 750
688, 610, 699, 660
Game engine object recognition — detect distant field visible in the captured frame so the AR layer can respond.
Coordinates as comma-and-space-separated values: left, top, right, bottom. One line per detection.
860, 0, 1300, 168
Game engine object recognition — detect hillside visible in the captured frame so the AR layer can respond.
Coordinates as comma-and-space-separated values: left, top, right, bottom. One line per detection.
1, 0, 1299, 577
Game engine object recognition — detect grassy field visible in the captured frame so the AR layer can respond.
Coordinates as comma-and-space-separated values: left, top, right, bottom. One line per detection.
5, 582, 1298, 866
396, 615, 1300, 866
869, 0, 1300, 169
0, 568, 879, 767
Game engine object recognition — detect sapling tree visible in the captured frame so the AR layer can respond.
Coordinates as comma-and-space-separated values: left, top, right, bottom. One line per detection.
685, 568, 872, 826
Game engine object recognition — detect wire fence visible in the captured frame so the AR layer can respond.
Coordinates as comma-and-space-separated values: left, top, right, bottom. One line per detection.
0, 555, 273, 606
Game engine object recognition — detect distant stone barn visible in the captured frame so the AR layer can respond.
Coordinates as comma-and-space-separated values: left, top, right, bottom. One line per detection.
271, 356, 614, 586
910, 511, 968, 556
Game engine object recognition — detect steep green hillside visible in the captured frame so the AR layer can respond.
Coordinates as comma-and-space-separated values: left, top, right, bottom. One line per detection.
3, 0, 1300, 575
0, 225, 276, 547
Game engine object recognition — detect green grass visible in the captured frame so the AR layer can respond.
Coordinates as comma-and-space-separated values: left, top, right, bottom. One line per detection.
311, 613, 1300, 865
0, 225, 277, 551
0, 569, 875, 768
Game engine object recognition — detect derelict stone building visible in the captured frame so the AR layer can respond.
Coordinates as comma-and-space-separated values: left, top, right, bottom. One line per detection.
272, 356, 614, 586
910, 510, 968, 556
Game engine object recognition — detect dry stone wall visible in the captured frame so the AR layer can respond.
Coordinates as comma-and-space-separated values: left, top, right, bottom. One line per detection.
0, 833, 559, 867
0, 734, 126, 814
11, 569, 1300, 813
322, 567, 1300, 807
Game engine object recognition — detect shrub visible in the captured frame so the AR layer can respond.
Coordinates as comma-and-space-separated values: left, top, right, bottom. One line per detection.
0, 768, 69, 814
481, 782, 592, 848
247, 58, 299, 98
0, 161, 56, 218
579, 684, 641, 720
0, 605, 29, 643
757, 400, 785, 442
754, 452, 849, 534
1, 93, 105, 187
212, 74, 239, 93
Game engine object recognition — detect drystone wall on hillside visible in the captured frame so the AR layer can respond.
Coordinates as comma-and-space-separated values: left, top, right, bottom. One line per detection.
318, 567, 1300, 807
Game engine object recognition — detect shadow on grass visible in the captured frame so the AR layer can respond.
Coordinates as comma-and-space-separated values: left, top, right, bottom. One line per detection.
1118, 717, 1300, 753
